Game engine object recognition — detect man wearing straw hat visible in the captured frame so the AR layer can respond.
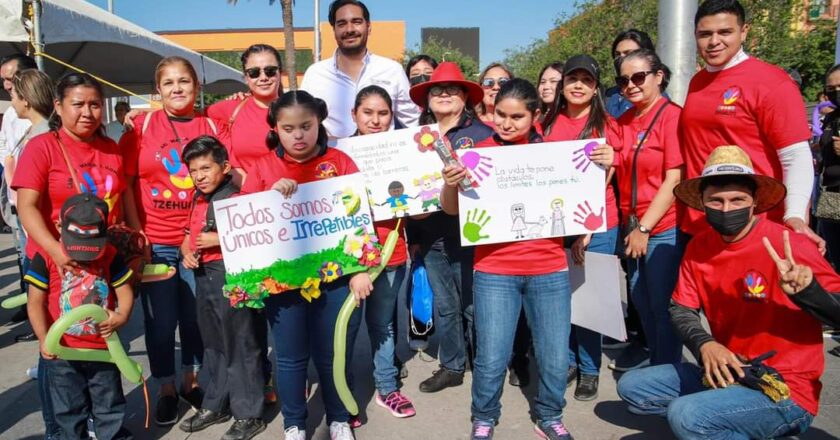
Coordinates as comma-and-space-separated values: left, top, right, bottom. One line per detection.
617, 145, 840, 439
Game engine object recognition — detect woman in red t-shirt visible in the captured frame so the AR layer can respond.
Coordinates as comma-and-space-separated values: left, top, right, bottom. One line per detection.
241, 90, 372, 439
608, 49, 685, 367
121, 56, 227, 425
207, 44, 283, 183
542, 54, 619, 401
475, 63, 514, 130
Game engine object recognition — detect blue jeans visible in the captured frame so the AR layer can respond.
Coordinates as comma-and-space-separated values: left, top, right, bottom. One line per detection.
45, 359, 131, 440
363, 265, 406, 395
139, 244, 202, 384
569, 227, 618, 376
424, 247, 473, 373
11, 212, 29, 294
39, 356, 60, 439
818, 219, 840, 271
625, 227, 685, 365
265, 277, 362, 430
471, 270, 571, 423
617, 363, 813, 439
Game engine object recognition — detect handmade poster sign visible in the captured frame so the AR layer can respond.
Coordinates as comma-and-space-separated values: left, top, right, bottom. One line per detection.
213, 174, 380, 308
567, 251, 627, 342
335, 124, 446, 220
457, 139, 607, 246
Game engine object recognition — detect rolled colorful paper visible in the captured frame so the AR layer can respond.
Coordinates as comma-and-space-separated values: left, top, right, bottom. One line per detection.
141, 264, 176, 282
333, 225, 401, 415
1, 293, 27, 309
44, 304, 143, 384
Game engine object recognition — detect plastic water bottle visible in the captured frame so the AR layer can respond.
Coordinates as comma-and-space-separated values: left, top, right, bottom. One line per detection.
25, 366, 38, 380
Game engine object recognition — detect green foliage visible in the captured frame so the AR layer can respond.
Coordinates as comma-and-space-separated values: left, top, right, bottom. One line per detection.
504, 0, 837, 99
404, 37, 479, 79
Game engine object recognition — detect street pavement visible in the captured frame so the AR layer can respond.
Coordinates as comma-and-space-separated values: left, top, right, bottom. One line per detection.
0, 232, 838, 439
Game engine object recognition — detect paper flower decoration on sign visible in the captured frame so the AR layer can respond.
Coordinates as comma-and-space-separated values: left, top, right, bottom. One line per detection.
301, 277, 322, 302
359, 244, 382, 267
320, 262, 343, 283
414, 126, 440, 152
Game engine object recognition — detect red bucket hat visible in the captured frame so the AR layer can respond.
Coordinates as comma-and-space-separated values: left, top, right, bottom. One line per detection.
409, 62, 484, 109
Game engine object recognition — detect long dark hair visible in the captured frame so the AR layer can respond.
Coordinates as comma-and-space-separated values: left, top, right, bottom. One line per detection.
538, 62, 565, 115
353, 84, 393, 111
615, 48, 671, 93
266, 90, 329, 154
495, 78, 540, 114
49, 72, 105, 136
543, 63, 608, 140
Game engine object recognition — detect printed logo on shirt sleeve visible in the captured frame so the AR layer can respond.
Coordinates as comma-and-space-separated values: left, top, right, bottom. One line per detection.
716, 86, 741, 116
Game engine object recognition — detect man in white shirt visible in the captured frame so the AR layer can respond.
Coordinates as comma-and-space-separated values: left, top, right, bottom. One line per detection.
104, 101, 130, 142
301, 0, 420, 139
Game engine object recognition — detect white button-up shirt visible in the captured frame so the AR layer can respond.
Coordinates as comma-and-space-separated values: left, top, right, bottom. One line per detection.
301, 50, 420, 139
0, 106, 31, 159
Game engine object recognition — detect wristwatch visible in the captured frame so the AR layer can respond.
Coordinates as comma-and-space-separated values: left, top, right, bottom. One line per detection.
638, 224, 651, 234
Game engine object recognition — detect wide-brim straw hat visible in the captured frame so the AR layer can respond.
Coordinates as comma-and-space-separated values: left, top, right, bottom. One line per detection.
673, 145, 786, 213
409, 61, 485, 109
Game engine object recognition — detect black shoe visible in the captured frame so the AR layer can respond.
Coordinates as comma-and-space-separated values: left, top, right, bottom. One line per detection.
179, 387, 204, 411
178, 408, 231, 432
566, 367, 578, 388
400, 363, 409, 379
10, 307, 28, 323
574, 374, 599, 401
419, 368, 464, 393
508, 358, 530, 387
608, 342, 650, 372
14, 331, 36, 342
155, 394, 179, 426
222, 418, 266, 440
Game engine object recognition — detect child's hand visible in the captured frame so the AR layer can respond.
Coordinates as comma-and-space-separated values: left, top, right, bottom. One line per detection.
182, 251, 200, 269
39, 341, 56, 360
196, 232, 220, 249
349, 272, 374, 307
442, 164, 467, 188
48, 242, 79, 276
97, 310, 128, 339
272, 178, 298, 198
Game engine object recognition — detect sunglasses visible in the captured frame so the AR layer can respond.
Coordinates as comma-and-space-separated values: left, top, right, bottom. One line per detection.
481, 78, 510, 89
616, 71, 655, 89
244, 66, 280, 79
429, 85, 463, 97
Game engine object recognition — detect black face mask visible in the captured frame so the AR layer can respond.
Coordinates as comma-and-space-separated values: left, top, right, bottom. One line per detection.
827, 90, 840, 108
704, 206, 752, 236
410, 74, 431, 86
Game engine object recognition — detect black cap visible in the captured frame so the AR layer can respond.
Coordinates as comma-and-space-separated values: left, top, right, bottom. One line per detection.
563, 54, 601, 82
60, 194, 109, 262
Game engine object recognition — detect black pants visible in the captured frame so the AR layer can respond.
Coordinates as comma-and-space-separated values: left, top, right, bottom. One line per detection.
196, 260, 266, 419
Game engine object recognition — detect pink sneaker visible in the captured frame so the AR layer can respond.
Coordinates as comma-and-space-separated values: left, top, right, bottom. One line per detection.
375, 391, 417, 418
348, 415, 363, 429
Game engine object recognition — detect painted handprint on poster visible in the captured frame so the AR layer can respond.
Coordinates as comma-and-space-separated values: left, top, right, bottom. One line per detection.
457, 139, 606, 246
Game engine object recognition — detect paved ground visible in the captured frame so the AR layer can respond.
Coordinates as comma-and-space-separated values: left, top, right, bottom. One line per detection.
0, 232, 838, 440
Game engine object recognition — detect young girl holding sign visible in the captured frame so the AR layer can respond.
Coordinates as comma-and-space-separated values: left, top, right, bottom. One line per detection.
440, 79, 612, 440
542, 54, 619, 401
347, 85, 416, 420
240, 90, 372, 440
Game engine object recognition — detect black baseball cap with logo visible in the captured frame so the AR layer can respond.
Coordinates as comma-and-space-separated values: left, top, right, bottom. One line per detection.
563, 54, 601, 82
60, 194, 109, 261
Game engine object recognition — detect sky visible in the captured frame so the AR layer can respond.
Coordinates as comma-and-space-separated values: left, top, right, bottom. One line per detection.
86, 0, 578, 66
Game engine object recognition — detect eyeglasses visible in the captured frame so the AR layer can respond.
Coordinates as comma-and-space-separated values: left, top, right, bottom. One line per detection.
429, 85, 463, 97
481, 78, 510, 89
244, 66, 280, 79
617, 71, 655, 89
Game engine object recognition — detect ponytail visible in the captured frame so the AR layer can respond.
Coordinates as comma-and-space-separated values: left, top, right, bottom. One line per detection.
265, 90, 330, 156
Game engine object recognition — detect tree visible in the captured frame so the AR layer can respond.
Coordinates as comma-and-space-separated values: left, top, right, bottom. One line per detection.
228, 0, 298, 90
404, 37, 479, 79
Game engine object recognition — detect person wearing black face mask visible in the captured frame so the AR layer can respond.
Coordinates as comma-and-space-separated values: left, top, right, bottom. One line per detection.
406, 55, 438, 88
617, 144, 840, 439
816, 63, 840, 270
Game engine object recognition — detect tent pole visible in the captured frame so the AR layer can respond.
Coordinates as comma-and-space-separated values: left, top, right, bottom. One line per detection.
314, 0, 321, 62
31, 0, 44, 70
657, 0, 697, 105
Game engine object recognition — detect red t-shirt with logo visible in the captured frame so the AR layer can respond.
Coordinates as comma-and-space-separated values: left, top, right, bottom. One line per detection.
680, 58, 810, 235
241, 147, 360, 192
472, 136, 568, 275
544, 112, 619, 230
608, 99, 683, 235
206, 98, 271, 174
121, 111, 230, 246
12, 130, 125, 258
673, 219, 840, 415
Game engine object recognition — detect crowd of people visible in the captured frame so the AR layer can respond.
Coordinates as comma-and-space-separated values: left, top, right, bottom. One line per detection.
1, 0, 840, 439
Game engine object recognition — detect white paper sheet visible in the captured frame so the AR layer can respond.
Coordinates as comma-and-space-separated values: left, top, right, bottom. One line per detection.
567, 250, 627, 342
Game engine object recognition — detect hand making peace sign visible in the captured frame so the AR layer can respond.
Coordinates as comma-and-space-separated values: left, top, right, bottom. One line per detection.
762, 230, 814, 296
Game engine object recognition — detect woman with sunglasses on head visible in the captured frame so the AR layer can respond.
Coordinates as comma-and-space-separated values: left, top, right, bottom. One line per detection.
476, 63, 514, 129
542, 54, 619, 401
609, 49, 684, 368
406, 54, 438, 87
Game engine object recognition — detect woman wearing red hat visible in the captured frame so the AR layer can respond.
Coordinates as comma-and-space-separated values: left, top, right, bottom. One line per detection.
408, 62, 493, 393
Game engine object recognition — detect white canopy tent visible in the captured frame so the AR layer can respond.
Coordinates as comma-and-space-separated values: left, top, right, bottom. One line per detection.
0, 0, 246, 98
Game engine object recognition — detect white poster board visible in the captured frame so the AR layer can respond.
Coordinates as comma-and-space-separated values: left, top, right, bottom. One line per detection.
457, 139, 607, 246
336, 124, 446, 221
568, 251, 627, 341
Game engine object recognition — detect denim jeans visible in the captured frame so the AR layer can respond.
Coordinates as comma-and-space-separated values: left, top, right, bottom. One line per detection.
362, 265, 406, 395
265, 277, 362, 430
625, 227, 685, 365
818, 219, 840, 271
617, 363, 813, 439
139, 244, 202, 384
46, 359, 131, 440
569, 227, 618, 376
39, 356, 60, 439
11, 212, 29, 294
423, 247, 473, 373
471, 270, 572, 423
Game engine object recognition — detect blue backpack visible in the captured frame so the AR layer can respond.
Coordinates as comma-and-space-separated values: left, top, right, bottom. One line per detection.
409, 256, 434, 335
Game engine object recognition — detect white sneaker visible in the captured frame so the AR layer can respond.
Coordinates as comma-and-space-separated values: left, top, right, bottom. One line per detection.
329, 421, 355, 440
284, 426, 306, 440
